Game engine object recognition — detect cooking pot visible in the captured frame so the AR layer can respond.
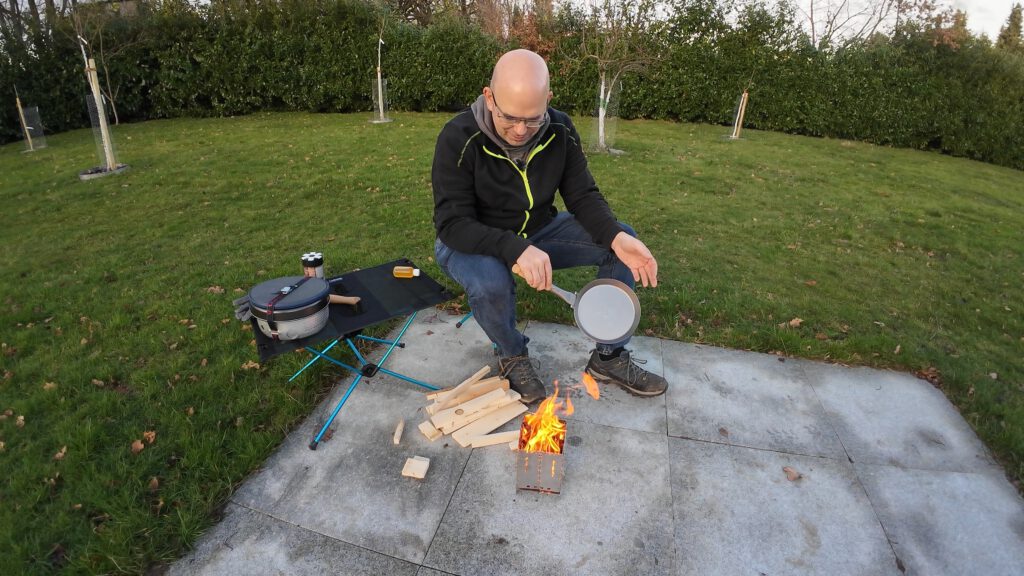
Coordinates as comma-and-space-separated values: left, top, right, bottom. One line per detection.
249, 276, 331, 341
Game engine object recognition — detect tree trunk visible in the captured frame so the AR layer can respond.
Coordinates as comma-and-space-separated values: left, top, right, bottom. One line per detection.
597, 71, 607, 150
26, 0, 42, 39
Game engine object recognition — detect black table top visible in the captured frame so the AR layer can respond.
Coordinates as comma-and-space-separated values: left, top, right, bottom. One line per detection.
251, 258, 455, 362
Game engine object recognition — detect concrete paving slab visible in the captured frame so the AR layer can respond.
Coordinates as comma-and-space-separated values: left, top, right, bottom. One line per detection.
663, 341, 846, 458
173, 313, 1023, 575
169, 503, 419, 576
806, 364, 997, 471
856, 463, 1024, 576
416, 568, 456, 576
423, 420, 674, 576
525, 321, 667, 434
374, 308, 501, 388
229, 317, 488, 564
669, 438, 899, 575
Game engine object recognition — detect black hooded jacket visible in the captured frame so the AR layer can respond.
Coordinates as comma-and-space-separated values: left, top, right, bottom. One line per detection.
431, 107, 624, 265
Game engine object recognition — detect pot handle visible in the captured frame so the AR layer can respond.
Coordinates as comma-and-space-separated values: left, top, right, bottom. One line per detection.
329, 294, 361, 306
511, 264, 575, 307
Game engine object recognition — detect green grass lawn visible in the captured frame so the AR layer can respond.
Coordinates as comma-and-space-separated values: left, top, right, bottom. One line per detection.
1, 112, 1021, 573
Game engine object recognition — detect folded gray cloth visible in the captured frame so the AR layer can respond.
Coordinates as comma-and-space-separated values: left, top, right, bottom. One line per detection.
232, 294, 252, 321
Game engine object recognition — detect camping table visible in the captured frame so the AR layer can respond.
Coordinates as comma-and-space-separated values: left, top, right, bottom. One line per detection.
251, 258, 454, 449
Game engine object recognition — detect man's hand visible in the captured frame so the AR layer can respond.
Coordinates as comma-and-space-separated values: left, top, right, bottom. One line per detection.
611, 232, 658, 288
513, 246, 552, 291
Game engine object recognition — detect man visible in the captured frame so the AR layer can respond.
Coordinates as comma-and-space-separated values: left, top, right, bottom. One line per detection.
431, 49, 667, 404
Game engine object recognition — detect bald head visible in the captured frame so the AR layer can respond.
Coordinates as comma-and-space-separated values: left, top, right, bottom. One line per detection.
490, 49, 550, 96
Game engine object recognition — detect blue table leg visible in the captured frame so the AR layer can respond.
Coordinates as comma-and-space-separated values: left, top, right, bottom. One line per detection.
305, 311, 439, 450
309, 375, 362, 450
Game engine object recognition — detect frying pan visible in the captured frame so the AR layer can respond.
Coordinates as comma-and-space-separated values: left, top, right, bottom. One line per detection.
513, 265, 641, 344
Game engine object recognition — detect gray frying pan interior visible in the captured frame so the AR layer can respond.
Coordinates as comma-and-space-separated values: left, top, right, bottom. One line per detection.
571, 278, 641, 344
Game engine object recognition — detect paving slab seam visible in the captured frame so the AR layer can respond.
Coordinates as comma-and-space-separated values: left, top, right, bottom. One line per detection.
419, 442, 477, 566
803, 361, 858, 466
848, 467, 911, 574
665, 433, 854, 462
802, 365, 916, 574
225, 499, 417, 566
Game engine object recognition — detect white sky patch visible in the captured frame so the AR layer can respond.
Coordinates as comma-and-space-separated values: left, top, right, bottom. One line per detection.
951, 0, 1019, 40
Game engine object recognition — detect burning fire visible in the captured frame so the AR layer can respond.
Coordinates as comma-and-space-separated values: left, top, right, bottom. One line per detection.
519, 373, 600, 453
582, 372, 600, 400
519, 380, 572, 454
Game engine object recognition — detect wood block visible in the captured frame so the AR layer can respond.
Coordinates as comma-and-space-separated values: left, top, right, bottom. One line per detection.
401, 456, 430, 479
418, 420, 442, 441
434, 365, 490, 405
430, 388, 508, 430
470, 430, 520, 448
392, 419, 404, 445
452, 402, 527, 447
424, 386, 454, 401
438, 391, 521, 434
434, 377, 508, 411
427, 377, 508, 414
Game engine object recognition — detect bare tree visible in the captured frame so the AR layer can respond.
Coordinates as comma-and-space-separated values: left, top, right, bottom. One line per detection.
569, 0, 660, 152
793, 0, 903, 47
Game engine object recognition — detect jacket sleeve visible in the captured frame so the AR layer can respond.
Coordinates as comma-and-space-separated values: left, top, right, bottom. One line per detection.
432, 124, 531, 265
556, 116, 625, 248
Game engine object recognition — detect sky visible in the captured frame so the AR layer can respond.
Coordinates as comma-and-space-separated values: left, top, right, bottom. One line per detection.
953, 0, 1019, 40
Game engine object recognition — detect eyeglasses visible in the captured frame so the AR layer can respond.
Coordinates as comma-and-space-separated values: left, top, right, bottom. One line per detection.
490, 89, 548, 129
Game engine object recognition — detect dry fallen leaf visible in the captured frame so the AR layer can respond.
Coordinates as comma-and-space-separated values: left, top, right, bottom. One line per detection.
72, 503, 82, 510
54, 446, 67, 461
130, 439, 145, 454
234, 287, 245, 294
967, 385, 975, 397
186, 406, 195, 416
804, 280, 817, 286
815, 333, 829, 341
783, 466, 802, 481
148, 477, 160, 492
718, 427, 730, 438
221, 318, 231, 325
80, 338, 89, 345
143, 430, 157, 444
894, 344, 901, 355
43, 382, 57, 391
989, 372, 998, 380
0, 441, 5, 452
916, 366, 942, 386
788, 318, 803, 328
91, 378, 104, 387
16, 415, 25, 428
3, 370, 12, 380
200, 358, 208, 367
240, 361, 260, 370
206, 286, 225, 294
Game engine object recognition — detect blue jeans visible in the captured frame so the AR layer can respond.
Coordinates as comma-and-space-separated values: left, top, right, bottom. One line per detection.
435, 212, 636, 358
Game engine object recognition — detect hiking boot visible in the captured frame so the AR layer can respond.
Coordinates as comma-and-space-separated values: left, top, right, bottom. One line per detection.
499, 353, 546, 404
585, 349, 668, 397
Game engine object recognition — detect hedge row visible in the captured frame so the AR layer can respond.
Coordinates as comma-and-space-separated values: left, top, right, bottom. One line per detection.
1, 0, 1021, 169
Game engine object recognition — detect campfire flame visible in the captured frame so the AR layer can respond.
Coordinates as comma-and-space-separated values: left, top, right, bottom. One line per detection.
582, 372, 600, 400
518, 373, 601, 454
519, 380, 572, 454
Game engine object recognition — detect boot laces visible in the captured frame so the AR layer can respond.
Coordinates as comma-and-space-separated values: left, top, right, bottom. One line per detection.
593, 350, 648, 385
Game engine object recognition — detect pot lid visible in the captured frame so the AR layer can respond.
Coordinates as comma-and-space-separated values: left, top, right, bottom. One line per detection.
248, 276, 330, 310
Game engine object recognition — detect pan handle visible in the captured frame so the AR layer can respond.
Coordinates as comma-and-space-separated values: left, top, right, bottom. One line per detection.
511, 264, 576, 307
